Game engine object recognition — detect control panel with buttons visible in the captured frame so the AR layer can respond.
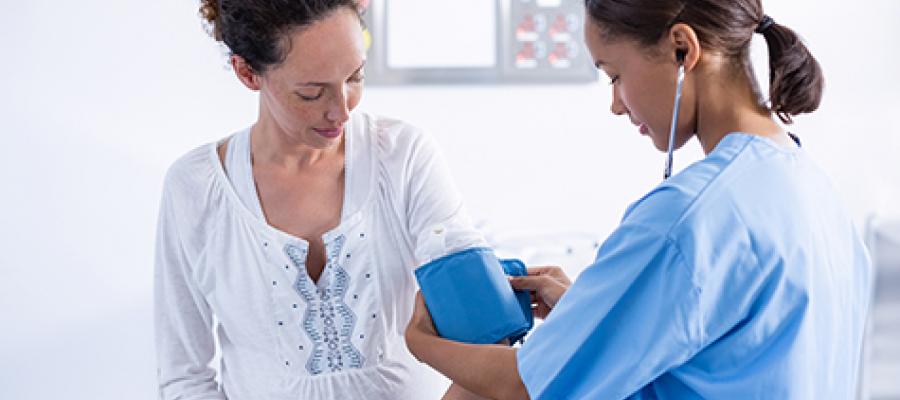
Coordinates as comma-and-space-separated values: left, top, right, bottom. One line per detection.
363, 0, 597, 84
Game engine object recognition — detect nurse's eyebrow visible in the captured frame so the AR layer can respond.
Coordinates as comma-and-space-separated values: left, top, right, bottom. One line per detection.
594, 59, 606, 68
295, 61, 367, 87
352, 60, 366, 74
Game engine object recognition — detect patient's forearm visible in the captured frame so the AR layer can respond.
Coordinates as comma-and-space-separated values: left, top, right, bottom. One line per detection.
408, 331, 529, 400
443, 383, 490, 400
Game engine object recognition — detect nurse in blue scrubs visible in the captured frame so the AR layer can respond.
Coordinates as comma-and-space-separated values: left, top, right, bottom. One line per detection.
405, 0, 873, 398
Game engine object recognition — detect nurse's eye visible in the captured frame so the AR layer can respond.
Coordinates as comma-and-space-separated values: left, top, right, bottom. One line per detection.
348, 72, 365, 84
296, 88, 325, 101
608, 75, 620, 85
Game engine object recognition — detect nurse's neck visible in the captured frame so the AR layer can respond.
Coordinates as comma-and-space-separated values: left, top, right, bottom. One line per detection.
692, 60, 793, 154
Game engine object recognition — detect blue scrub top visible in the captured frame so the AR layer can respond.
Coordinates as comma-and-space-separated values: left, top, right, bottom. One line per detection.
517, 133, 872, 399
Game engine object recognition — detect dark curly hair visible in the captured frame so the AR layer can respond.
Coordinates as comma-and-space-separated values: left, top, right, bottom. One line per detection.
200, 0, 361, 74
585, 0, 824, 124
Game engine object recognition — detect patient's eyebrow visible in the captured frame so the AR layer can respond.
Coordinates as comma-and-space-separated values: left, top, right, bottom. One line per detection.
295, 61, 367, 86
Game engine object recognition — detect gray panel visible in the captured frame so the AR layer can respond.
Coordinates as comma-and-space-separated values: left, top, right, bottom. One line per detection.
363, 0, 598, 85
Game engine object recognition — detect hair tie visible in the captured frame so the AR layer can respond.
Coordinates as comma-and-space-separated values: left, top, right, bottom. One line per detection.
755, 15, 775, 34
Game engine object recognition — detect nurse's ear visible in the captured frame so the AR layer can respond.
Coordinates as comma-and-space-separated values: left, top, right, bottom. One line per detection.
667, 23, 701, 72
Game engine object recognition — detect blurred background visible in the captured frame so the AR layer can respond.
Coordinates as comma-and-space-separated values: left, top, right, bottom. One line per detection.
1, 0, 897, 398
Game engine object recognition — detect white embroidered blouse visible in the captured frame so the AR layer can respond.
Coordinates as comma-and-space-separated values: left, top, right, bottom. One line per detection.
154, 111, 485, 399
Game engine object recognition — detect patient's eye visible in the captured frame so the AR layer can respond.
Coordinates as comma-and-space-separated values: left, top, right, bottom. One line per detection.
296, 87, 324, 101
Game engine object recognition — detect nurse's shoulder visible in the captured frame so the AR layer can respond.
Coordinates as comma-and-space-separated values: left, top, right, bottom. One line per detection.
621, 134, 760, 234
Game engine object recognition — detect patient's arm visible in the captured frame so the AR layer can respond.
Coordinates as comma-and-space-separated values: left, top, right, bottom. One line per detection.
442, 383, 490, 400
407, 293, 530, 400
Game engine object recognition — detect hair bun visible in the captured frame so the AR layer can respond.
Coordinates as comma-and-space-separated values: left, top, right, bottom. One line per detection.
199, 0, 221, 41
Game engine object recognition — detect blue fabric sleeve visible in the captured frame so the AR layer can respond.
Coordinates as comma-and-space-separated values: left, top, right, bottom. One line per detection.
517, 223, 703, 400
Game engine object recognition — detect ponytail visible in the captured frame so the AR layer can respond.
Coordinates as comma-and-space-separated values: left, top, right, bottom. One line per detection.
759, 22, 825, 124
583, 1, 826, 125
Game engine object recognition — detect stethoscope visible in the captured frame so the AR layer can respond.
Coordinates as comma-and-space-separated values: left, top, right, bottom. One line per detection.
662, 50, 802, 179
664, 49, 687, 180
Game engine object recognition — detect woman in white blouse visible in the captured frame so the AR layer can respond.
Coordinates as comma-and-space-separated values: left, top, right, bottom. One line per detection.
155, 1, 484, 398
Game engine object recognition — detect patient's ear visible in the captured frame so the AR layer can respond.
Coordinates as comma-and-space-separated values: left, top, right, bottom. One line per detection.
231, 55, 261, 91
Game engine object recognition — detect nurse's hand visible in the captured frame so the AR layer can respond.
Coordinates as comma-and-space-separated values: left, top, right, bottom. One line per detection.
508, 266, 571, 320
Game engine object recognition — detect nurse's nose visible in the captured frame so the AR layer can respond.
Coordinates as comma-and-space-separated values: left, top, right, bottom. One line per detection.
610, 86, 628, 116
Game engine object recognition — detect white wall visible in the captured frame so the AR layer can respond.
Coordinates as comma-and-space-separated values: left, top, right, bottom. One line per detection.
1, 0, 897, 398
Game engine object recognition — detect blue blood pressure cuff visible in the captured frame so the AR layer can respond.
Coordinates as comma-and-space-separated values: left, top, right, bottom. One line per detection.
414, 247, 533, 345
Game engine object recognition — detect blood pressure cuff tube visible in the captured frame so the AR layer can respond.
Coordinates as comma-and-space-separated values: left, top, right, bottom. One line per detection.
414, 247, 534, 344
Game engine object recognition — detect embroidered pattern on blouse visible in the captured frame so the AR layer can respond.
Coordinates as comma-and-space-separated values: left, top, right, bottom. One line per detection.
284, 236, 365, 375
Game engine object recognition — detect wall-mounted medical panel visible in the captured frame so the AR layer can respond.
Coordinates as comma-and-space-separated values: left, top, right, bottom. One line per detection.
363, 0, 598, 84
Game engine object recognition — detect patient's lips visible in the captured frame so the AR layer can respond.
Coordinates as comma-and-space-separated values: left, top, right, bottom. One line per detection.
313, 125, 343, 139
639, 123, 649, 136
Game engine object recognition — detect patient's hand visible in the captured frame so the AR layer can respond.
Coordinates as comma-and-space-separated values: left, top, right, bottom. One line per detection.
509, 266, 571, 320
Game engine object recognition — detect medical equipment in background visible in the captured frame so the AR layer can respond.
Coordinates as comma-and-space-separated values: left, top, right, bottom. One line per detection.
478, 223, 603, 275
859, 216, 900, 399
362, 0, 597, 84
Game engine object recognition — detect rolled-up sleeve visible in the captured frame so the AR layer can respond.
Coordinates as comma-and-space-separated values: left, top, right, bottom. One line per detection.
394, 129, 486, 264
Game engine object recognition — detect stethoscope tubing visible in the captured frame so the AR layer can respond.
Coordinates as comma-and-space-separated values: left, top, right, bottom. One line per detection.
664, 64, 686, 180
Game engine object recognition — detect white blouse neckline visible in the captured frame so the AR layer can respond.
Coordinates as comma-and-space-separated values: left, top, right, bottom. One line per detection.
207, 114, 375, 247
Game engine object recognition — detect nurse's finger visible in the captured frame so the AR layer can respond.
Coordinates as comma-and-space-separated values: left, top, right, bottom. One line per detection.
533, 302, 552, 320
525, 266, 571, 284
525, 266, 561, 276
508, 275, 556, 291
510, 276, 568, 308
